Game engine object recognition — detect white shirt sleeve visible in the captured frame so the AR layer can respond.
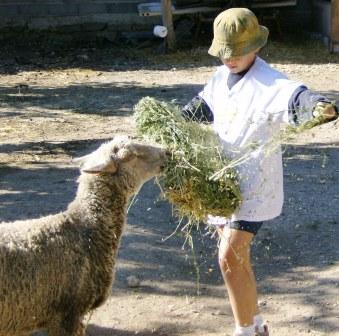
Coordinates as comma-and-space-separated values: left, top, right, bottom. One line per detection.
198, 66, 226, 113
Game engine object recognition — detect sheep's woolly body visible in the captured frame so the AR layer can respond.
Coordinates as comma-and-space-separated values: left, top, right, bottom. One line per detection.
0, 137, 166, 336
0, 177, 127, 334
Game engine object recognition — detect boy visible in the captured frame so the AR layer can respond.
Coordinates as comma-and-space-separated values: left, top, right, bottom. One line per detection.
182, 7, 338, 336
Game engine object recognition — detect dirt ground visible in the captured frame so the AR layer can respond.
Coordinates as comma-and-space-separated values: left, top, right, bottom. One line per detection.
0, 36, 339, 336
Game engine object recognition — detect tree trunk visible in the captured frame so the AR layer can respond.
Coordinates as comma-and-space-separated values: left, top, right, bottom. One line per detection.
161, 0, 176, 51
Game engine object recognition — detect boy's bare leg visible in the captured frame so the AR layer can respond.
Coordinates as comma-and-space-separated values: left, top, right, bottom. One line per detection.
217, 227, 259, 328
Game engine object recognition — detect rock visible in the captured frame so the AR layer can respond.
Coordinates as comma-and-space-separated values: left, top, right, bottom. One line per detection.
258, 300, 267, 307
127, 275, 141, 288
212, 310, 226, 316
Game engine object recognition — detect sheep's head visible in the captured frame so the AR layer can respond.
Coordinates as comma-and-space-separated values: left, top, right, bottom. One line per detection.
73, 136, 168, 186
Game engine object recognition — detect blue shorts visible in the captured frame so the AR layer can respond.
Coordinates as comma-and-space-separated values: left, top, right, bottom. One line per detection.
228, 220, 263, 235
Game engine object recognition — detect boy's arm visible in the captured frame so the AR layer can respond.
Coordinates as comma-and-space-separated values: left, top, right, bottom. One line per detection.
288, 86, 338, 125
182, 96, 214, 123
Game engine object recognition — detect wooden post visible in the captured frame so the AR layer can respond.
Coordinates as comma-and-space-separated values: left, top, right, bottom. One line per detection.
331, 0, 339, 52
161, 0, 176, 51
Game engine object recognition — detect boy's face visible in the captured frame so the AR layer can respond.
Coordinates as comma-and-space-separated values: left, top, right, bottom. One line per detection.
222, 51, 257, 73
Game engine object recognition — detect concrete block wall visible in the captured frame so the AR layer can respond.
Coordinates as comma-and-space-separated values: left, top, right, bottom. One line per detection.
0, 0, 160, 32
0, 0, 316, 38
312, 0, 339, 53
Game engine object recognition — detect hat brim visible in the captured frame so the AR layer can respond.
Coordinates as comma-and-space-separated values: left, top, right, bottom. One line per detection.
208, 26, 269, 58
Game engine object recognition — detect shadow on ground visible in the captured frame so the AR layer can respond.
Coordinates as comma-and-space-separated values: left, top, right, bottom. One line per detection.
0, 82, 202, 118
87, 322, 183, 336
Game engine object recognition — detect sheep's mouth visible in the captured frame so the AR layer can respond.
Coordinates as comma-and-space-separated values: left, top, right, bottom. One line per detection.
159, 151, 171, 172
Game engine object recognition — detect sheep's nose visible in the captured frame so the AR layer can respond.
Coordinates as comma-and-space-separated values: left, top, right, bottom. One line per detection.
159, 149, 170, 159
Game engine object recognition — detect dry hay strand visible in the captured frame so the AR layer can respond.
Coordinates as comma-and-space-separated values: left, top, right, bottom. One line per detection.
134, 96, 242, 224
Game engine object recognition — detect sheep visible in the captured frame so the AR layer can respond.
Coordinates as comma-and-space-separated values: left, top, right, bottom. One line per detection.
0, 136, 167, 336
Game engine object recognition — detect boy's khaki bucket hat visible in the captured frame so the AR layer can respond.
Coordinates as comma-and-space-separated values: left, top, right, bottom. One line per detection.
208, 7, 269, 59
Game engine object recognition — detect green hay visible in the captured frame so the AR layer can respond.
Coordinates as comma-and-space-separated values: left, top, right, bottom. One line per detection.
134, 97, 242, 223
283, 115, 328, 138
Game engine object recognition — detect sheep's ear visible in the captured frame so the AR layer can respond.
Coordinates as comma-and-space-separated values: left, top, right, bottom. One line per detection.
81, 161, 118, 174
73, 155, 118, 174
72, 154, 91, 165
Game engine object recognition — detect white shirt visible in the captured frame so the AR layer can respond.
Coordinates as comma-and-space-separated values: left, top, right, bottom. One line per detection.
199, 57, 303, 223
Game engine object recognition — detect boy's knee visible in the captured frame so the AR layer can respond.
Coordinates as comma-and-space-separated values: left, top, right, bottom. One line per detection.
218, 242, 250, 274
218, 246, 243, 273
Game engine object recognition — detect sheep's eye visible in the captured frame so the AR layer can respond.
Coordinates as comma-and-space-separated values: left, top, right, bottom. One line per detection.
113, 147, 119, 154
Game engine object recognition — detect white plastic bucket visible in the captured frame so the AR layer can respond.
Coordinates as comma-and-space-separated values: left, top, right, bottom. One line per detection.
153, 25, 168, 38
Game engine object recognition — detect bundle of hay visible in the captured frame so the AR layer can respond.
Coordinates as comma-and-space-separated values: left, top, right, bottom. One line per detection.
134, 97, 242, 223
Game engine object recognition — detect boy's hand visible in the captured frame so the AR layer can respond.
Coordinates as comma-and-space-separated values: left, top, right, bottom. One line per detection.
313, 102, 338, 122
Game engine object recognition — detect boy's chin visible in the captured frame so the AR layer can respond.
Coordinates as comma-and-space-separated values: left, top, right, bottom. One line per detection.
228, 67, 242, 74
